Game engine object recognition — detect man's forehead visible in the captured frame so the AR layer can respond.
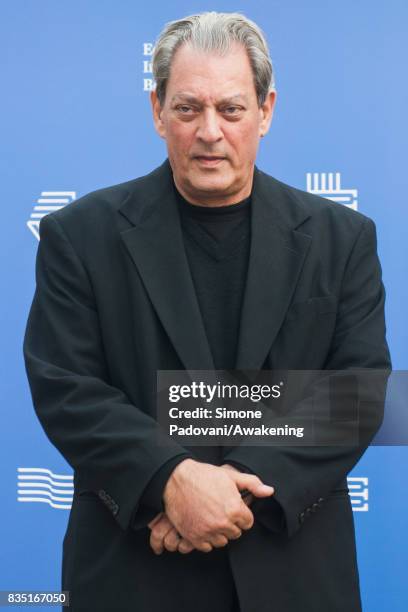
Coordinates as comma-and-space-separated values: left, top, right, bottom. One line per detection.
165, 42, 256, 102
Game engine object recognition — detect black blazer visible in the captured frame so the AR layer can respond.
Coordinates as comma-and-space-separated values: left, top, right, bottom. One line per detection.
23, 159, 391, 612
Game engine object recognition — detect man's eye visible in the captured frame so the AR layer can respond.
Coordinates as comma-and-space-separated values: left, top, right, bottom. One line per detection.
223, 106, 241, 115
177, 105, 194, 113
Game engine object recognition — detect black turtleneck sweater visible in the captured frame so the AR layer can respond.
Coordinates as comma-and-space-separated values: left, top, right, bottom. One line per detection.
176, 185, 251, 370
135, 184, 253, 521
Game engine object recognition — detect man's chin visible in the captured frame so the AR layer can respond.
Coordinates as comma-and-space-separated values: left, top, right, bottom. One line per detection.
187, 176, 234, 197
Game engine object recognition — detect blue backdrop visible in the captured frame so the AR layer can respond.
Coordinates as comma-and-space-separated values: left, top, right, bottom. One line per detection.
1, 1, 407, 610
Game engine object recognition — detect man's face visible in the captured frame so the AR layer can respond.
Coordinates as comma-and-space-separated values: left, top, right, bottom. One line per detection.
151, 42, 276, 205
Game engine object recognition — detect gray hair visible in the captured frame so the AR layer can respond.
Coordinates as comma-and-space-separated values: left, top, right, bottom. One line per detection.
152, 11, 275, 107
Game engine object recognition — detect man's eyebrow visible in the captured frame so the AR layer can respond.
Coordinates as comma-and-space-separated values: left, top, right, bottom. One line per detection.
219, 94, 249, 104
170, 93, 249, 105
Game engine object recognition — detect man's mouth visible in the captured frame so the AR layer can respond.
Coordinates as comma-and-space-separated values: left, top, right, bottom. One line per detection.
194, 156, 226, 166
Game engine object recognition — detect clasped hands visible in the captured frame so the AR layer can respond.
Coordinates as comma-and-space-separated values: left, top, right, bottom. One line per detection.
147, 459, 274, 555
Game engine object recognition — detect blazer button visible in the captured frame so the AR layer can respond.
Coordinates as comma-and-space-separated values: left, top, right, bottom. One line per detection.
311, 503, 319, 512
317, 497, 324, 506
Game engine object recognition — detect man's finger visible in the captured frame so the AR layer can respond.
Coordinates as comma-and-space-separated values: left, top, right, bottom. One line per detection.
147, 512, 163, 529
190, 539, 213, 553
223, 522, 243, 539
234, 504, 255, 531
233, 473, 275, 498
178, 538, 195, 554
149, 514, 196, 554
150, 516, 174, 555
163, 527, 181, 552
230, 528, 243, 540
209, 533, 229, 548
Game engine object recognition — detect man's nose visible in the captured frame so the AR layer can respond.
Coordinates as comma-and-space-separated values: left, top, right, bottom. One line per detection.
196, 109, 223, 143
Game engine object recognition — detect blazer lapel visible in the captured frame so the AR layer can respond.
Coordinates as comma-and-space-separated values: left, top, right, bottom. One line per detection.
118, 160, 215, 371
235, 167, 313, 370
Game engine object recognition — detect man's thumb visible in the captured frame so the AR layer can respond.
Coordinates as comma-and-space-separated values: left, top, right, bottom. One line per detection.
233, 473, 274, 498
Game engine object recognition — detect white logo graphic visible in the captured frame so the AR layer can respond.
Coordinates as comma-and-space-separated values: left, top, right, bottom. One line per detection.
348, 476, 369, 512
143, 42, 154, 92
306, 172, 358, 210
17, 468, 73, 509
27, 191, 76, 240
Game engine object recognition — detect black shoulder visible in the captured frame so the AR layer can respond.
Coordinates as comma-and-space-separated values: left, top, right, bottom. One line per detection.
43, 177, 138, 226
256, 167, 373, 236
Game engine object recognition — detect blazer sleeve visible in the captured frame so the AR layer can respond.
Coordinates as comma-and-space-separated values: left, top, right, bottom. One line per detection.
134, 455, 192, 527
222, 217, 392, 538
23, 213, 193, 532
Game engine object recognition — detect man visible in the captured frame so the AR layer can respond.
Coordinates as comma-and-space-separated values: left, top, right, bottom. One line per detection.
23, 11, 391, 612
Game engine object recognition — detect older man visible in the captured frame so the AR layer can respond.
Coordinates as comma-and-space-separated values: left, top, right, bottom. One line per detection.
23, 11, 390, 612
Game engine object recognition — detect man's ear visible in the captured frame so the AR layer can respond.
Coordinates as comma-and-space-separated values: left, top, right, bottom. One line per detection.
259, 89, 277, 138
150, 90, 166, 139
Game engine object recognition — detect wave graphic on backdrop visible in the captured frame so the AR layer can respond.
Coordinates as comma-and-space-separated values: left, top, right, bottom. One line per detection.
306, 172, 358, 210
348, 476, 369, 511
17, 467, 74, 509
27, 191, 76, 241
